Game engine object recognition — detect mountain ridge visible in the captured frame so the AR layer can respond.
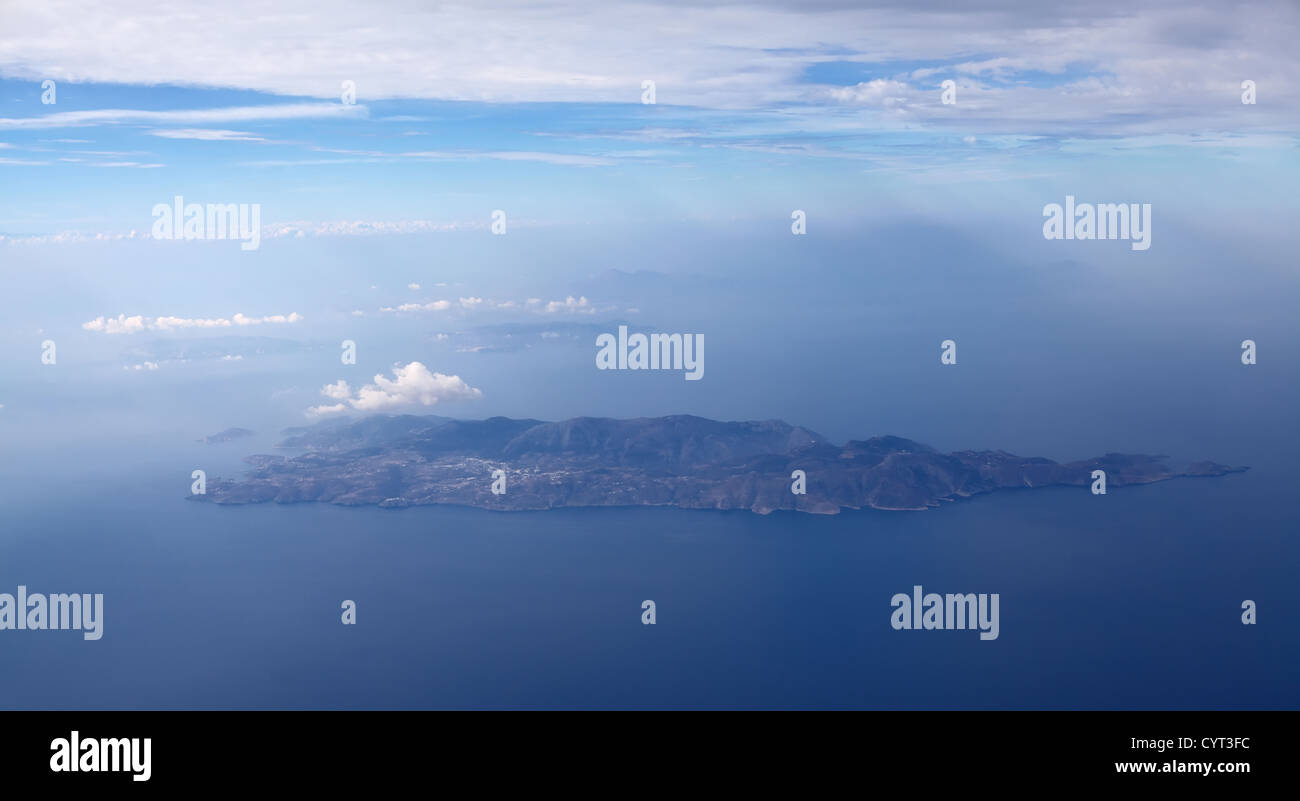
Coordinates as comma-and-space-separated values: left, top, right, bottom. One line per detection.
193, 414, 1247, 514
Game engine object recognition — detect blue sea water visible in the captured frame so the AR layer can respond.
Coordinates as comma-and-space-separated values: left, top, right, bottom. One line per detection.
0, 440, 1292, 710
0, 222, 1295, 708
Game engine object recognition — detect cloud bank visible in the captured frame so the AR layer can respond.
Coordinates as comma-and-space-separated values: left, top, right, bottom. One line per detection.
0, 0, 1295, 135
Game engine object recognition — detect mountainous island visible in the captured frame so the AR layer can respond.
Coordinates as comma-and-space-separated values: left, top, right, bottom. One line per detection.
189, 414, 1246, 514
200, 427, 256, 445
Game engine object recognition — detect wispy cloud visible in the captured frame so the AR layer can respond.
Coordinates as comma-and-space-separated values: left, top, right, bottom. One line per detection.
244, 149, 617, 168
402, 150, 615, 166
149, 128, 266, 141
0, 103, 366, 130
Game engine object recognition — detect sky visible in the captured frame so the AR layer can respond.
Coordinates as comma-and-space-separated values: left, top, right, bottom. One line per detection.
0, 0, 1296, 237
0, 0, 1296, 441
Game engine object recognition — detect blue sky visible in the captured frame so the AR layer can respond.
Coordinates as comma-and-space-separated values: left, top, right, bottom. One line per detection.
0, 0, 1296, 237
0, 0, 1296, 432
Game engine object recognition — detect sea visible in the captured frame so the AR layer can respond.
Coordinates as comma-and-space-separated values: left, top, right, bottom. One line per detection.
0, 224, 1295, 708
0, 434, 1292, 710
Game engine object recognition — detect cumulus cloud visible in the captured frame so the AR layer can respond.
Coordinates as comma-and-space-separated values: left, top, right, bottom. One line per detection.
543, 295, 591, 313
153, 315, 231, 330
390, 300, 451, 312
82, 311, 302, 334
234, 312, 303, 326
307, 362, 482, 416
320, 379, 351, 400
84, 314, 146, 334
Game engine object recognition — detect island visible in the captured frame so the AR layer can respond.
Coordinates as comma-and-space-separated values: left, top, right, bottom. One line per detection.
188, 414, 1247, 514
199, 427, 256, 445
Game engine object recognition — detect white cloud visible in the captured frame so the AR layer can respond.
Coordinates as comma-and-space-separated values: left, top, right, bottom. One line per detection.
84, 314, 145, 334
260, 220, 471, 238
0, 103, 366, 131
82, 311, 303, 334
308, 362, 481, 415
379, 295, 602, 316
827, 79, 912, 108
399, 150, 614, 166
234, 312, 303, 326
320, 379, 351, 400
387, 299, 451, 313
0, 0, 1291, 135
4, 218, 537, 245
307, 403, 349, 416
149, 128, 266, 141
544, 295, 591, 313
153, 315, 231, 330
407, 282, 420, 290
87, 161, 165, 168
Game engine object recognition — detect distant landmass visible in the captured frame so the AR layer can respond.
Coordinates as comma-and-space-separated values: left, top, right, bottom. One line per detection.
190, 414, 1246, 514
200, 427, 255, 445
